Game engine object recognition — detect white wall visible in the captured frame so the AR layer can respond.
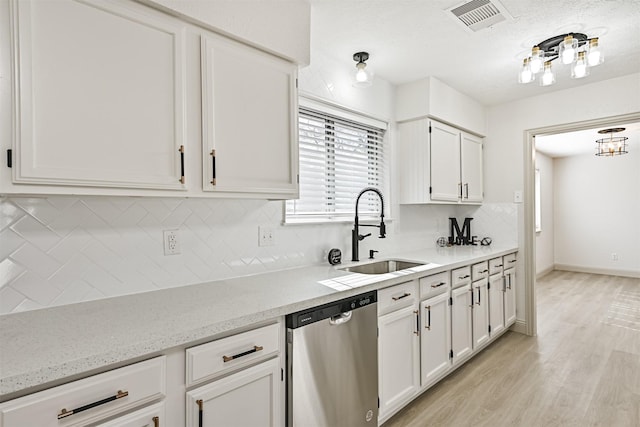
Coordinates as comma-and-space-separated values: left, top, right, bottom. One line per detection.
486, 72, 640, 322
553, 144, 640, 276
535, 151, 554, 277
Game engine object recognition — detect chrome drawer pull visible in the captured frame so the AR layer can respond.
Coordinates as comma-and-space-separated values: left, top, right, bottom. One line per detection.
392, 292, 411, 301
222, 345, 264, 363
425, 305, 431, 330
431, 282, 447, 288
58, 390, 128, 419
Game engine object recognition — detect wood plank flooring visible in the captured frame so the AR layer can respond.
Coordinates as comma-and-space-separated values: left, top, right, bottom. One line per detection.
382, 271, 640, 427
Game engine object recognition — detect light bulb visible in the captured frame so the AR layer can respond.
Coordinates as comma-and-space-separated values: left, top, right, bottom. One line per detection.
571, 51, 589, 79
518, 58, 534, 84
355, 63, 368, 83
587, 38, 604, 66
530, 47, 543, 74
540, 61, 555, 86
559, 35, 577, 65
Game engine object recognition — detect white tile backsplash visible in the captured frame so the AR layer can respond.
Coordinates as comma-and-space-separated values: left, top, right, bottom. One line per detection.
0, 196, 517, 314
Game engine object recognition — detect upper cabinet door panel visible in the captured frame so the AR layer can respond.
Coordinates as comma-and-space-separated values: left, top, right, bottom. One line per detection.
12, 0, 187, 190
429, 120, 460, 202
201, 33, 298, 197
460, 132, 483, 203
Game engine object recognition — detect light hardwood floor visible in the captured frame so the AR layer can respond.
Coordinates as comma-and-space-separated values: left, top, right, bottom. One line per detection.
382, 271, 640, 427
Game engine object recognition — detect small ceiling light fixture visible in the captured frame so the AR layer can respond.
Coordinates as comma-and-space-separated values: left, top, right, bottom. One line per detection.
353, 52, 373, 87
595, 128, 628, 157
518, 33, 603, 86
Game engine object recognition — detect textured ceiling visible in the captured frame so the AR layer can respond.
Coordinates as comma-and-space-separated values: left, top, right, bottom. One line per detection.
308, 0, 640, 106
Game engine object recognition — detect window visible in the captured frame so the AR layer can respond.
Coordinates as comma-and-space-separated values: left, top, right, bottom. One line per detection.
286, 99, 387, 222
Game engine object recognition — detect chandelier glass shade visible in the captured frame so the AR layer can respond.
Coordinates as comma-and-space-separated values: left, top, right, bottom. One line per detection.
595, 128, 628, 157
518, 33, 603, 86
352, 52, 373, 87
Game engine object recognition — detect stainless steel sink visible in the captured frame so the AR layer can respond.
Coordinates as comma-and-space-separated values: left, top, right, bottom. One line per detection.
340, 259, 425, 275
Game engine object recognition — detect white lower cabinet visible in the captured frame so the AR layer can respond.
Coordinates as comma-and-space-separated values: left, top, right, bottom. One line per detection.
0, 357, 166, 427
472, 277, 490, 349
378, 304, 421, 421
186, 358, 281, 427
419, 292, 451, 387
451, 285, 473, 365
489, 273, 506, 336
96, 402, 165, 427
504, 266, 517, 326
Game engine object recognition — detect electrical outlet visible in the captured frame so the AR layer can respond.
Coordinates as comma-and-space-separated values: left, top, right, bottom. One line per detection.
611, 253, 618, 261
258, 226, 275, 247
514, 190, 523, 203
163, 229, 181, 255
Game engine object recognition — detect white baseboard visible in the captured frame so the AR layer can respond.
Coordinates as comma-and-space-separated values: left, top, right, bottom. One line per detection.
536, 266, 554, 279
554, 264, 640, 279
509, 320, 529, 335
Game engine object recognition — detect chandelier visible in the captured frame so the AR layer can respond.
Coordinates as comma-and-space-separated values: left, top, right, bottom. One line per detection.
595, 128, 628, 157
518, 33, 603, 86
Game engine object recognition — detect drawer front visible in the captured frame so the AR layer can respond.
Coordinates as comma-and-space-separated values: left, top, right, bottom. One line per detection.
419, 271, 449, 298
504, 252, 517, 268
451, 266, 471, 288
96, 401, 165, 427
471, 261, 489, 280
0, 357, 166, 427
186, 323, 280, 386
378, 280, 419, 315
489, 257, 504, 275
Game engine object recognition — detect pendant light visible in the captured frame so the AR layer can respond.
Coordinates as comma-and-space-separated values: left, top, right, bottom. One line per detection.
595, 128, 629, 157
352, 52, 373, 88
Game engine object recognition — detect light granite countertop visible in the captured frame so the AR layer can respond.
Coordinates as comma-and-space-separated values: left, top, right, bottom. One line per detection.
0, 244, 517, 400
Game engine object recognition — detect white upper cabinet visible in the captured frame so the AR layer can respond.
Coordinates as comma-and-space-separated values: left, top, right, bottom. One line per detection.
398, 119, 483, 204
200, 33, 298, 198
9, 0, 187, 191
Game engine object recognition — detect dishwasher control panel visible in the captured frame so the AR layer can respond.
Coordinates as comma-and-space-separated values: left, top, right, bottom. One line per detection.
286, 291, 377, 329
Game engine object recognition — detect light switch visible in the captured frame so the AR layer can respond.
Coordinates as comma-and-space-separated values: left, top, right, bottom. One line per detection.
514, 190, 523, 203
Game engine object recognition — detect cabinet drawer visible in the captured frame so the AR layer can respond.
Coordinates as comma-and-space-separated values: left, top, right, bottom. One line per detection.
451, 266, 471, 288
96, 401, 165, 427
419, 271, 449, 299
471, 261, 489, 280
504, 253, 517, 268
0, 357, 166, 427
489, 257, 504, 275
186, 323, 279, 386
378, 281, 419, 316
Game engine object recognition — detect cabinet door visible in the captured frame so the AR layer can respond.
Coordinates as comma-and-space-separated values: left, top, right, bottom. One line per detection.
460, 132, 483, 203
378, 305, 420, 420
397, 119, 430, 203
472, 278, 490, 348
488, 273, 505, 337
11, 0, 187, 190
186, 358, 281, 427
96, 402, 164, 427
201, 33, 298, 198
504, 268, 517, 326
420, 293, 451, 388
451, 286, 473, 365
429, 120, 461, 202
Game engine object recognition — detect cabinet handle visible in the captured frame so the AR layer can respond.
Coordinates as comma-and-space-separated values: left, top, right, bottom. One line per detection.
508, 275, 512, 290
465, 183, 469, 199
178, 145, 185, 184
57, 390, 128, 419
425, 305, 431, 330
495, 264, 503, 268
480, 269, 489, 274
458, 274, 470, 280
210, 149, 216, 185
431, 282, 446, 288
509, 259, 517, 264
392, 292, 411, 301
197, 399, 203, 427
502, 276, 507, 292
222, 345, 264, 363
414, 310, 420, 336
153, 416, 160, 427
458, 182, 463, 199
476, 288, 481, 305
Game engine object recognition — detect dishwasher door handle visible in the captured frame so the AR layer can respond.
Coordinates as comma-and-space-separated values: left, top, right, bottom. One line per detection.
329, 311, 352, 325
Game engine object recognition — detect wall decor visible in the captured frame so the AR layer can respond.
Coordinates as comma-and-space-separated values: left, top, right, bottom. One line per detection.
449, 217, 479, 245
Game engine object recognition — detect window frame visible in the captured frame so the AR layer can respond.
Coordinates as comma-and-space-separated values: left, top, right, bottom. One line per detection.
284, 96, 390, 225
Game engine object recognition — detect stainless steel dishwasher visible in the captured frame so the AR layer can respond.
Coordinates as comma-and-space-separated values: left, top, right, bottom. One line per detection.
286, 290, 378, 427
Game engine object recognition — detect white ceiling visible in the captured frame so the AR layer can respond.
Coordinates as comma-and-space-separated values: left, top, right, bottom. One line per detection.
308, 0, 640, 106
535, 121, 640, 158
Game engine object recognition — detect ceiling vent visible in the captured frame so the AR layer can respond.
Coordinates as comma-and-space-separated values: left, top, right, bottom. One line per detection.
448, 0, 513, 32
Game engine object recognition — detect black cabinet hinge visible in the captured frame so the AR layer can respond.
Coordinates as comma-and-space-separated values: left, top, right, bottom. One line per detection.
429, 186, 432, 194
429, 125, 432, 133
281, 368, 284, 381
378, 397, 380, 409
487, 282, 490, 289
488, 325, 492, 333
449, 349, 454, 359
449, 297, 453, 306
6, 149, 12, 168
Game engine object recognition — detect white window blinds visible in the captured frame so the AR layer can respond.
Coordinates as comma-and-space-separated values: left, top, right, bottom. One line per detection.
286, 104, 387, 221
